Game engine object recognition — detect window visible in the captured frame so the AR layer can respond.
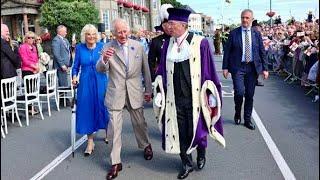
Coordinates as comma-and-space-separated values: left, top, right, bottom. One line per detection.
142, 15, 146, 29
104, 10, 110, 31
111, 10, 118, 21
153, 0, 157, 9
135, 0, 141, 6
134, 14, 139, 25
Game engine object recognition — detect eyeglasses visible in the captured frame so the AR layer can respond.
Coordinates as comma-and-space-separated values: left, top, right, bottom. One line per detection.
27, 37, 35, 39
36, 39, 41, 41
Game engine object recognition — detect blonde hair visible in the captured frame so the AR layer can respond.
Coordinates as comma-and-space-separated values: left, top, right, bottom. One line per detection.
35, 35, 42, 43
80, 24, 101, 43
24, 31, 35, 43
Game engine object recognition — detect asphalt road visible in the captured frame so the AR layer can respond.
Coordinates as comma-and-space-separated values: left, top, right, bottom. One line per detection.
1, 55, 319, 180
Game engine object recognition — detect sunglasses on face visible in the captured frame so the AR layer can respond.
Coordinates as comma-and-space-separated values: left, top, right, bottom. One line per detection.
27, 37, 35, 39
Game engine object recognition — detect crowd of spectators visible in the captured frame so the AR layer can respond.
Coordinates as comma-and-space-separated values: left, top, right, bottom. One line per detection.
257, 16, 319, 101
210, 12, 319, 101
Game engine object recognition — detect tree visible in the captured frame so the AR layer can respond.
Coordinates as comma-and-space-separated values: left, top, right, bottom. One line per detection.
39, 0, 99, 41
161, 0, 184, 8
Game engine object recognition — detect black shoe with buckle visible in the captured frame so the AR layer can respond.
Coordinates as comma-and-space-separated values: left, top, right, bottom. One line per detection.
244, 121, 255, 130
177, 164, 194, 179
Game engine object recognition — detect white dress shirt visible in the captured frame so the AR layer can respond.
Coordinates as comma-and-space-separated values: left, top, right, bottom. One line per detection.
241, 26, 253, 62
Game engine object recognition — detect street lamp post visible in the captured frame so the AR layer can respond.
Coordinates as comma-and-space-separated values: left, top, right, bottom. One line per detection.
269, 0, 273, 26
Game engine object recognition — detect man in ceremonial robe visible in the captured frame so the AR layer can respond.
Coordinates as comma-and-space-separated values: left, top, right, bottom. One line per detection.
153, 8, 225, 179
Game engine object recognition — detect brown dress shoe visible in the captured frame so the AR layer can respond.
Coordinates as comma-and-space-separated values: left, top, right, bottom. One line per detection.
106, 163, 122, 180
144, 144, 153, 160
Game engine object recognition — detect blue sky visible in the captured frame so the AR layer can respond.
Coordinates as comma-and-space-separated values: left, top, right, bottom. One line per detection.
178, 0, 319, 24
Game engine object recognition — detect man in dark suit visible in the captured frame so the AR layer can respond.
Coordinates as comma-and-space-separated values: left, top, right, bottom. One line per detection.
222, 9, 269, 130
52, 25, 71, 87
148, 3, 173, 82
1, 24, 21, 80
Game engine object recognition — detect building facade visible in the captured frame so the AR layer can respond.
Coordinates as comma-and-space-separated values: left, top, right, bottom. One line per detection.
1, 0, 43, 39
188, 13, 202, 34
1, 0, 161, 38
201, 14, 214, 36
94, 0, 161, 34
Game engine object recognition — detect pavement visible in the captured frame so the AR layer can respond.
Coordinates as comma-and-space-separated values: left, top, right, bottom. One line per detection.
1, 55, 319, 180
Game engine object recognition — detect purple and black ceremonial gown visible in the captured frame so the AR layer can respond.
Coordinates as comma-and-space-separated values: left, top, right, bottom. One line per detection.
156, 35, 224, 151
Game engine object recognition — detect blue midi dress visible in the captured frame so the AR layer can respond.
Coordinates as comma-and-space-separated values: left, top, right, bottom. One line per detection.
72, 42, 109, 134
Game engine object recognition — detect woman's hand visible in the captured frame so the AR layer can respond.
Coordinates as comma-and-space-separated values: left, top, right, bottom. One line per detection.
32, 65, 40, 73
72, 76, 78, 86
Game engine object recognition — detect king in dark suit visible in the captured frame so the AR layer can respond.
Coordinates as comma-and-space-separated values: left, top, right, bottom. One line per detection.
222, 9, 269, 130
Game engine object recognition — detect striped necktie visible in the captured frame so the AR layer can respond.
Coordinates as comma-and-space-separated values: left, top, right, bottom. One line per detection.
244, 30, 251, 63
121, 44, 129, 72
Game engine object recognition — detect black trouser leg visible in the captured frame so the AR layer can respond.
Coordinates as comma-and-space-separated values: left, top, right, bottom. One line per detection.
176, 104, 193, 166
196, 146, 206, 159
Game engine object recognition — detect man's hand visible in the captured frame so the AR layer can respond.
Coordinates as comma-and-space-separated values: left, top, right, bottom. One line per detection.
102, 47, 115, 63
223, 69, 229, 79
61, 65, 68, 72
262, 71, 269, 79
144, 93, 152, 102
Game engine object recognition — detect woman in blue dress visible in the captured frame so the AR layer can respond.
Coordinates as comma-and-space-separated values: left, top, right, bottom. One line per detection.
72, 24, 109, 156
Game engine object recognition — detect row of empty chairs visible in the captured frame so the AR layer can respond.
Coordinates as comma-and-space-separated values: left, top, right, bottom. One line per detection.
1, 69, 74, 138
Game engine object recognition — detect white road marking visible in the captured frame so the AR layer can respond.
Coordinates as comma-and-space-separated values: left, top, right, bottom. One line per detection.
29, 135, 87, 180
252, 108, 296, 180
30, 80, 294, 180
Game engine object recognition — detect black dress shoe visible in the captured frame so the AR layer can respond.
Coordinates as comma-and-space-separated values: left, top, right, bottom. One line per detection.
177, 165, 194, 179
234, 114, 241, 125
106, 163, 122, 180
244, 121, 255, 130
256, 81, 264, 86
197, 157, 206, 170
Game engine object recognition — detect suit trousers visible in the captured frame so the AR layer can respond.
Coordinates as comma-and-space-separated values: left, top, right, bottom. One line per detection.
108, 95, 150, 165
176, 100, 194, 166
57, 69, 69, 87
231, 62, 257, 122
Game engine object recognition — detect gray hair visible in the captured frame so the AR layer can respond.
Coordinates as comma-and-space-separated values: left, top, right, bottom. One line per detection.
80, 24, 101, 43
241, 9, 254, 17
56, 25, 66, 33
110, 18, 130, 35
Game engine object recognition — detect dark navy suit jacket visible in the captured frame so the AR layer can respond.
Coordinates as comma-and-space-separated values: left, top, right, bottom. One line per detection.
222, 27, 267, 74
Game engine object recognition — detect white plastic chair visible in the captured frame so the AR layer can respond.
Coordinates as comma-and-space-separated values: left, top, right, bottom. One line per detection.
1, 76, 23, 135
17, 73, 44, 126
57, 72, 74, 107
39, 70, 60, 116
1, 110, 6, 138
